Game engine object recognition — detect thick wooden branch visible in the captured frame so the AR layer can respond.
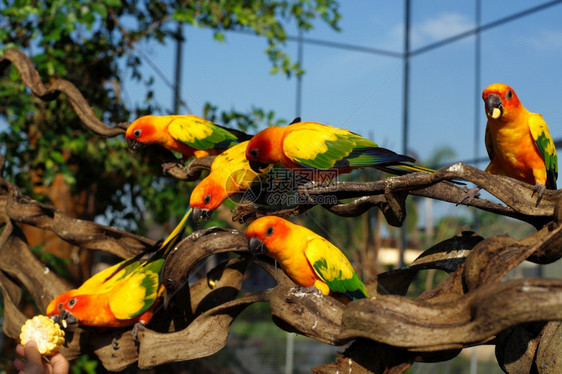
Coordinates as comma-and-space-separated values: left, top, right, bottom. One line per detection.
535, 321, 562, 373
1, 178, 153, 259
298, 163, 559, 213
138, 292, 268, 368
341, 278, 562, 351
234, 163, 560, 228
161, 227, 248, 296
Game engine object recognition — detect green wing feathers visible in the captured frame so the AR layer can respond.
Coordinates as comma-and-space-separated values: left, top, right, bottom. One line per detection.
378, 163, 435, 175
529, 114, 558, 189
77, 207, 191, 321
109, 258, 164, 319
305, 238, 367, 300
107, 207, 191, 319
77, 256, 143, 294
288, 131, 359, 169
284, 124, 423, 174
168, 116, 239, 150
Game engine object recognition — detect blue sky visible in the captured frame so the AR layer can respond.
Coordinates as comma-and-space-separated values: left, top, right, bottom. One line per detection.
122, 1, 562, 176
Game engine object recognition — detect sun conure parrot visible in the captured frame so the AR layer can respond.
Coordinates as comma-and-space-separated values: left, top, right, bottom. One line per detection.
46, 208, 192, 328
482, 83, 557, 200
191, 140, 272, 222
126, 114, 251, 160
245, 121, 433, 180
246, 216, 367, 301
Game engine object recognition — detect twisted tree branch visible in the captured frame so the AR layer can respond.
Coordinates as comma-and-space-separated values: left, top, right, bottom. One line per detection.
0, 49, 127, 137
234, 163, 559, 229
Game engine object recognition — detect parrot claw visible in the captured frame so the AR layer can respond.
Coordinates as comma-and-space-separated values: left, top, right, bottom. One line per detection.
111, 337, 119, 350
296, 286, 323, 296
532, 183, 547, 207
131, 321, 146, 342
456, 187, 481, 206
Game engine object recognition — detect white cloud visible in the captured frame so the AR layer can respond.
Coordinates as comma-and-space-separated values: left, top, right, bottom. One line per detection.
412, 12, 474, 46
377, 12, 475, 50
521, 29, 562, 50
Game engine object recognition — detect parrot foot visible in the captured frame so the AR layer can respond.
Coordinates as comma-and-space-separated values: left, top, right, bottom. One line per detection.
131, 321, 146, 342
295, 286, 323, 296
532, 183, 547, 207
111, 337, 119, 350
456, 187, 481, 206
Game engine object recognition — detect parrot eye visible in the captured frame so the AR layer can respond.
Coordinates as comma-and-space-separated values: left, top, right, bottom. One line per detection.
133, 129, 142, 137
57, 302, 63, 311
266, 226, 274, 237
68, 298, 77, 308
506, 90, 513, 100
249, 149, 259, 159
204, 194, 211, 205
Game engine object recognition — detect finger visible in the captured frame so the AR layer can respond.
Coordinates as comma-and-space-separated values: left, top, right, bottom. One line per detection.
23, 341, 43, 366
13, 358, 25, 371
50, 353, 69, 374
16, 344, 25, 357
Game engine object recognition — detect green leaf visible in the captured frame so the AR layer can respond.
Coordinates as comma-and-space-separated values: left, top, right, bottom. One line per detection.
91, 3, 108, 18
49, 151, 65, 164
213, 32, 225, 43
104, 0, 122, 7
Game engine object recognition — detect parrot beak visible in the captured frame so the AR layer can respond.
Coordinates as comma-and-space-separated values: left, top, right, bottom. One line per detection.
127, 137, 144, 150
51, 310, 78, 328
486, 93, 503, 119
249, 160, 270, 173
248, 237, 267, 256
192, 207, 212, 222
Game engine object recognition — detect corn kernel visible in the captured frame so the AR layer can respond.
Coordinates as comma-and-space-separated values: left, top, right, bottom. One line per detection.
20, 315, 65, 356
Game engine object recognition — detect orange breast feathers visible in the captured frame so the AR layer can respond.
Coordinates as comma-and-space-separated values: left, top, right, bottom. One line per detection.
483, 83, 557, 188
487, 124, 544, 184
245, 217, 319, 288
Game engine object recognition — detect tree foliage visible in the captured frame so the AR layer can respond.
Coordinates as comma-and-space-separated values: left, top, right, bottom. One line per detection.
0, 0, 341, 231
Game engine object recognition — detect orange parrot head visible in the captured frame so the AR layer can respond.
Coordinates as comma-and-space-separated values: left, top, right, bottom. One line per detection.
190, 174, 227, 222
482, 83, 522, 122
126, 115, 163, 149
46, 290, 84, 327
246, 127, 286, 173
245, 216, 292, 257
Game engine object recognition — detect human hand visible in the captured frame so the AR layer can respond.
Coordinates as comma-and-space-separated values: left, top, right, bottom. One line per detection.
13, 340, 69, 374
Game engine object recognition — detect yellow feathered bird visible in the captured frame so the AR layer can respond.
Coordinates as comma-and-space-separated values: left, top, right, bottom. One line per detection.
245, 121, 433, 179
246, 216, 367, 301
483, 83, 557, 199
190, 140, 272, 221
46, 208, 191, 328
126, 114, 251, 160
